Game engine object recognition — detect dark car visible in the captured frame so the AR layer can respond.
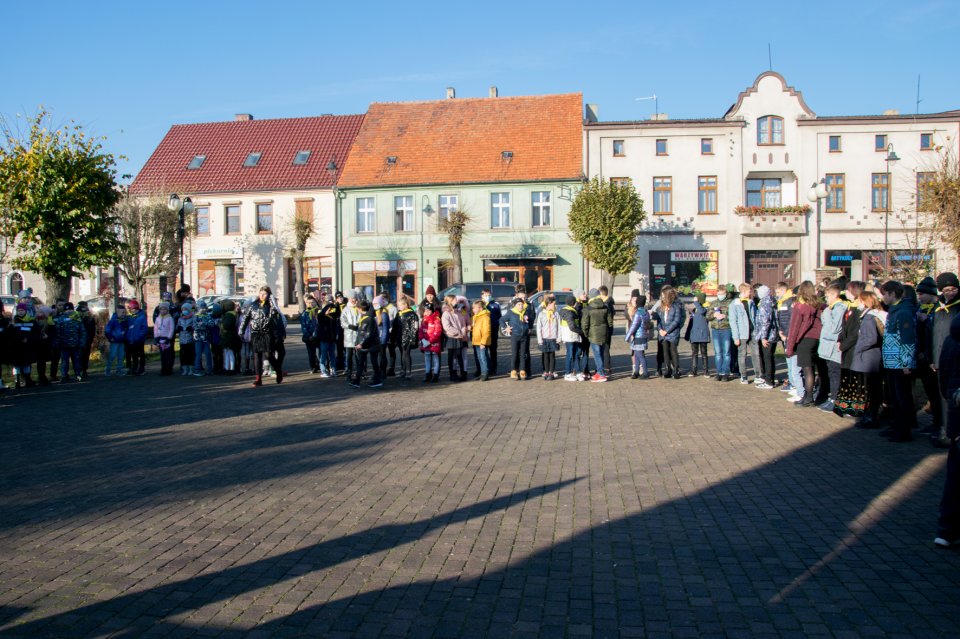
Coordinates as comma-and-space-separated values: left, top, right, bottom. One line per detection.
439, 282, 518, 307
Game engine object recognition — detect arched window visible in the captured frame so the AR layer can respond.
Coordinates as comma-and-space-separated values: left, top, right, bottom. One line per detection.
9, 273, 23, 295
757, 116, 784, 145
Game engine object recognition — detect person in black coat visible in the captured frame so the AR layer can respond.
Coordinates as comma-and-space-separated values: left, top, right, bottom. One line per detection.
240, 286, 285, 386
935, 313, 960, 547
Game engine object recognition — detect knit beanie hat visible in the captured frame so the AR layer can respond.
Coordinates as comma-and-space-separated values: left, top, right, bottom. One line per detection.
181, 303, 193, 314
588, 288, 599, 298
630, 288, 641, 299
425, 284, 437, 297
936, 272, 959, 291
916, 276, 938, 296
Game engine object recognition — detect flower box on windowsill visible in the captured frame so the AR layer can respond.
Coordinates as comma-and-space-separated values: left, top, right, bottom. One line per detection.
734, 205, 811, 217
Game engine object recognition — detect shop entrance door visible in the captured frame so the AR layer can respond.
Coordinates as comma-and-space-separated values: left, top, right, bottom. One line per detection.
745, 250, 797, 289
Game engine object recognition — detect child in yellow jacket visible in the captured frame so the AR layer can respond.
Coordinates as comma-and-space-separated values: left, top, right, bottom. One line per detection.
471, 300, 491, 381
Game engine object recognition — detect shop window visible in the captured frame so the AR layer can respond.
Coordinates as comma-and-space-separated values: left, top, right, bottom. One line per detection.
648, 251, 719, 298
352, 260, 417, 302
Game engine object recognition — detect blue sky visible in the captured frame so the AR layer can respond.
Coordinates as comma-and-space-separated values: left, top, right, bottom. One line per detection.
5, 0, 958, 182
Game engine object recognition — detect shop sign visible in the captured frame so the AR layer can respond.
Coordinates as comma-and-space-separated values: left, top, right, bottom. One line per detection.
195, 246, 243, 260
670, 251, 718, 262
354, 261, 375, 272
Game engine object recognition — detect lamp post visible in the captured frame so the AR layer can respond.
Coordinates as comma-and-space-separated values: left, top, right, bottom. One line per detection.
167, 194, 194, 292
326, 159, 344, 292
421, 194, 434, 300
883, 143, 900, 274
806, 179, 829, 269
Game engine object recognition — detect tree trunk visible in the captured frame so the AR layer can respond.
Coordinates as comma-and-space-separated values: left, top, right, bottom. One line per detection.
294, 249, 306, 313
451, 241, 463, 286
601, 270, 614, 291
44, 275, 72, 305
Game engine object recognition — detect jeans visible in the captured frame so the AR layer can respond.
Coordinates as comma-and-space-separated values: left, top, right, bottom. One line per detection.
423, 351, 440, 375
60, 348, 81, 379
564, 342, 581, 375
787, 354, 803, 395
631, 348, 648, 375
106, 342, 125, 374
591, 343, 604, 374
474, 346, 489, 376
712, 329, 732, 375
319, 342, 335, 374
194, 340, 213, 372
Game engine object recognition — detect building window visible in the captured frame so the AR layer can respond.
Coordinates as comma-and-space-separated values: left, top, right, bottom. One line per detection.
921, 133, 933, 150
243, 152, 262, 167
757, 116, 784, 145
872, 173, 890, 211
225, 205, 241, 235
917, 172, 934, 211
491, 192, 511, 228
746, 178, 782, 207
256, 203, 273, 233
438, 194, 458, 224
701, 138, 713, 155
356, 197, 376, 233
532, 191, 551, 227
394, 195, 414, 232
293, 150, 311, 165
829, 135, 842, 153
655, 139, 668, 155
195, 206, 210, 235
610, 177, 631, 187
613, 140, 625, 156
697, 176, 717, 214
653, 177, 672, 215
825, 174, 845, 212
875, 134, 888, 152
187, 154, 206, 170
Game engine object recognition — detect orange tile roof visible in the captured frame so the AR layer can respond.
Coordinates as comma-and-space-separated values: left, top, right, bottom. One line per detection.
338, 93, 583, 188
130, 114, 364, 195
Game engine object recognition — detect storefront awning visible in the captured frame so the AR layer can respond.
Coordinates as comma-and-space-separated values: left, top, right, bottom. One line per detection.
480, 253, 557, 261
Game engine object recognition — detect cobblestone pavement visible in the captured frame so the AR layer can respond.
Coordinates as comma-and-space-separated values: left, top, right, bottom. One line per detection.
2, 335, 959, 638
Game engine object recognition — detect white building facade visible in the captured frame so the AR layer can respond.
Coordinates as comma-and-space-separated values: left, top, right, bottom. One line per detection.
585, 72, 960, 298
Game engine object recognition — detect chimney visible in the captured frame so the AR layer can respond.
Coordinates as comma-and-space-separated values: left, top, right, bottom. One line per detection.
650, 113, 669, 121
489, 86, 499, 98
585, 104, 599, 123
234, 114, 253, 121
446, 87, 456, 99
882, 109, 900, 116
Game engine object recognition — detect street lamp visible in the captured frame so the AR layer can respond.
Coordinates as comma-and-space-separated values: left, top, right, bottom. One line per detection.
883, 143, 900, 274
167, 194, 195, 291
421, 194, 434, 300
806, 179, 829, 268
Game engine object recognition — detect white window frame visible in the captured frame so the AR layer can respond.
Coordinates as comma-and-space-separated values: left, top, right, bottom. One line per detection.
491, 192, 511, 228
356, 197, 376, 233
394, 195, 414, 232
531, 191, 551, 227
438, 194, 458, 224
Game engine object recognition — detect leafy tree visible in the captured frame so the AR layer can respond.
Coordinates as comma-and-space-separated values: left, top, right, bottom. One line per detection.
568, 177, 647, 287
114, 194, 181, 305
0, 111, 121, 302
438, 208, 471, 286
289, 209, 314, 313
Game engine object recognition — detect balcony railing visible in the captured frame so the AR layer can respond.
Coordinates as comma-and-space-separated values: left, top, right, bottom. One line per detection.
734, 204, 811, 217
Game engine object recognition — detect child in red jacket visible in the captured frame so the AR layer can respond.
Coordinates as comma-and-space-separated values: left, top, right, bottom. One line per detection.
419, 302, 443, 383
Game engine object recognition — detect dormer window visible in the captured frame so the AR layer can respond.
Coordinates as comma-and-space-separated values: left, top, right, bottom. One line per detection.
293, 150, 311, 165
243, 152, 262, 167
757, 116, 784, 145
187, 154, 206, 170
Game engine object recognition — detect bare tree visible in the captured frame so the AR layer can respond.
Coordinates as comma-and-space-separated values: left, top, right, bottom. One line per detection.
438, 208, 471, 286
288, 209, 314, 313
918, 143, 960, 261
114, 194, 180, 304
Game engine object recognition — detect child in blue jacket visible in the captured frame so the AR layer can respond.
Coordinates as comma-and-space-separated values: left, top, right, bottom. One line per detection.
125, 299, 149, 375
104, 306, 128, 376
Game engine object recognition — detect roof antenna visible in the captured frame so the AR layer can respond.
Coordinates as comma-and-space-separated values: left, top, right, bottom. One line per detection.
915, 74, 922, 117
768, 43, 773, 71
635, 95, 658, 120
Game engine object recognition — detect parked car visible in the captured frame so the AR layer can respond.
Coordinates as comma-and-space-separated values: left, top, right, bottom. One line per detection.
439, 282, 518, 307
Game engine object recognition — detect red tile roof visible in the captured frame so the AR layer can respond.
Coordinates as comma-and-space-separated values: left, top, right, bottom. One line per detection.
338, 93, 583, 188
130, 114, 365, 195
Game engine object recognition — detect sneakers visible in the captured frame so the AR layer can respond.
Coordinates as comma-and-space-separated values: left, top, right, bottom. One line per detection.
564, 373, 578, 382
817, 400, 835, 412
369, 380, 383, 388
934, 537, 954, 548
755, 382, 774, 390
510, 370, 518, 379
631, 372, 639, 380
590, 373, 607, 383
319, 372, 331, 379
519, 370, 528, 380
740, 377, 750, 385
576, 373, 586, 382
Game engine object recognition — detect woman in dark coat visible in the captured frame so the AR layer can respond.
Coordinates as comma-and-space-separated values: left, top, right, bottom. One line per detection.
686, 292, 711, 376
850, 291, 884, 427
653, 286, 684, 379
240, 286, 285, 386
